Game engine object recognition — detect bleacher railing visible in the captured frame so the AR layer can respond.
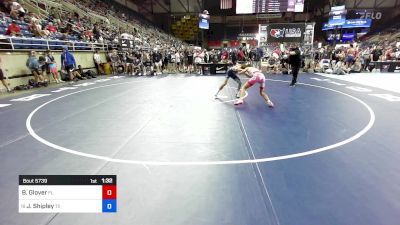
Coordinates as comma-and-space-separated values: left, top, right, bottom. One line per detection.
0, 37, 108, 51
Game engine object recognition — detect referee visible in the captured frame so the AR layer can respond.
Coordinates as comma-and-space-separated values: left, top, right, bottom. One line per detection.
289, 44, 301, 87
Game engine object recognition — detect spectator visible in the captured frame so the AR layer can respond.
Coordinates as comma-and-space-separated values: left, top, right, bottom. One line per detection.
26, 51, 46, 83
0, 56, 12, 92
237, 47, 245, 62
369, 46, 383, 72
125, 51, 135, 75
152, 49, 162, 75
132, 55, 141, 75
345, 44, 356, 67
142, 50, 153, 75
110, 50, 120, 75
10, 0, 25, 21
175, 50, 181, 72
361, 47, 371, 71
333, 59, 349, 75
93, 50, 104, 75
5, 20, 21, 36
45, 22, 57, 33
61, 46, 77, 81
350, 58, 362, 73
45, 50, 62, 83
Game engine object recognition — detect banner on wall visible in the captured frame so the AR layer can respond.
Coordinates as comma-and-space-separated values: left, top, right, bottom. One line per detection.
259, 23, 306, 44
118, 39, 134, 51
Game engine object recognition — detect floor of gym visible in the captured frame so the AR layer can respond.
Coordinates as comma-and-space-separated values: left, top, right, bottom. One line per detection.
0, 73, 399, 225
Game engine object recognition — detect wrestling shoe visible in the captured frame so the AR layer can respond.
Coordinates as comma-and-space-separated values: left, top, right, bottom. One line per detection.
267, 100, 274, 108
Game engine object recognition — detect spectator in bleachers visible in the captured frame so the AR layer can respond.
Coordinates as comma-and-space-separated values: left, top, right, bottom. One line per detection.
9, 0, 25, 21
61, 46, 77, 81
45, 22, 57, 33
5, 20, 21, 36
26, 51, 46, 83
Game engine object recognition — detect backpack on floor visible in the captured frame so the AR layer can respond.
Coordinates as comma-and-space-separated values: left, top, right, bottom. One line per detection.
87, 70, 97, 78
28, 79, 38, 88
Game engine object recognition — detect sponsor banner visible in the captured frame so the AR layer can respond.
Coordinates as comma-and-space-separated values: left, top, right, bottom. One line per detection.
329, 5, 347, 26
323, 19, 372, 30
118, 39, 134, 51
266, 23, 305, 43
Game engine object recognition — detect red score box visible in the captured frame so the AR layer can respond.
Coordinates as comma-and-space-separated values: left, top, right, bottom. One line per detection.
102, 185, 117, 199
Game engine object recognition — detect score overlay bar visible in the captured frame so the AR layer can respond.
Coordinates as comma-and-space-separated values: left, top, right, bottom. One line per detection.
19, 175, 117, 213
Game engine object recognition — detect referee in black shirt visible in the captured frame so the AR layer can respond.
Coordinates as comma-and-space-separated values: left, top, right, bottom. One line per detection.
289, 44, 301, 87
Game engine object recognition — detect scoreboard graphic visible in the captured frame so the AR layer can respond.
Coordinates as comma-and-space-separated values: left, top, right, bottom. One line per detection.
19, 175, 117, 213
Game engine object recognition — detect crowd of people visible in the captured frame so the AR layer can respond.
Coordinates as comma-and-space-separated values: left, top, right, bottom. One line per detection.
99, 46, 265, 76
0, 0, 185, 49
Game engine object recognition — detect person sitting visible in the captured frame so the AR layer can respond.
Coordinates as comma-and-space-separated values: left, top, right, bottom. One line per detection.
266, 56, 279, 74
26, 51, 46, 83
5, 20, 22, 36
45, 22, 57, 33
9, 0, 25, 21
131, 55, 142, 75
30, 20, 50, 38
333, 59, 349, 75
350, 58, 362, 73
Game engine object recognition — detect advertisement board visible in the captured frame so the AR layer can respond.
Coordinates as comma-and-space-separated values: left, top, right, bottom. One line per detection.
322, 19, 372, 30
265, 23, 305, 43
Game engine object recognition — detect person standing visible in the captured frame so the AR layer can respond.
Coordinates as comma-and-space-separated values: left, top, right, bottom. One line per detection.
234, 65, 274, 107
0, 56, 13, 92
45, 50, 62, 83
61, 46, 77, 81
289, 44, 301, 87
152, 49, 162, 75
215, 64, 243, 99
93, 50, 104, 75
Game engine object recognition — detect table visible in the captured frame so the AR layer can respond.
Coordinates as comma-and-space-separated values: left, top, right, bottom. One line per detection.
373, 61, 400, 72
198, 63, 232, 75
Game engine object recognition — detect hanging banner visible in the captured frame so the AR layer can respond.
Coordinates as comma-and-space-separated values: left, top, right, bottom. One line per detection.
303, 23, 314, 45
264, 23, 306, 43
